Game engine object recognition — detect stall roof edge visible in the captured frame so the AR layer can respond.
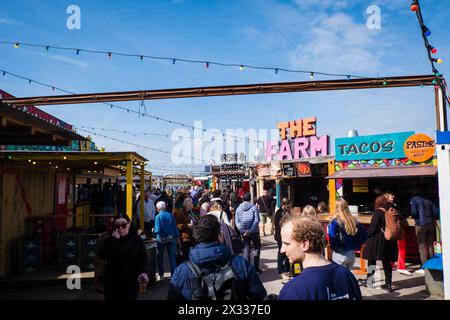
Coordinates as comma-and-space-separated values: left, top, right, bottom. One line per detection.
326, 165, 437, 179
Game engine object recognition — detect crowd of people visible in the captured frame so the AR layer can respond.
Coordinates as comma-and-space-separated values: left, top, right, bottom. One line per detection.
97, 183, 439, 301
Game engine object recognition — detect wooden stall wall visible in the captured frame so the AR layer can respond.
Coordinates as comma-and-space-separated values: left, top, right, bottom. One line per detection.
0, 165, 55, 277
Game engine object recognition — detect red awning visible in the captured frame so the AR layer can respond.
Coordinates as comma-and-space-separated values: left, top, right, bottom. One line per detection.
326, 165, 437, 179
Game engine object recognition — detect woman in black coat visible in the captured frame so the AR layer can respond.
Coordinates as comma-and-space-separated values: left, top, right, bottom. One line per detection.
97, 214, 149, 300
274, 198, 292, 278
361, 195, 398, 292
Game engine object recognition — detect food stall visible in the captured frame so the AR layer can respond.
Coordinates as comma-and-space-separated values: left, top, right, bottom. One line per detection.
325, 131, 438, 263
255, 116, 331, 210
0, 150, 148, 277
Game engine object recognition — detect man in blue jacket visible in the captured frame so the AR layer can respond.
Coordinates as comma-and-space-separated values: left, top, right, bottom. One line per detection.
235, 193, 262, 273
167, 215, 267, 300
410, 188, 440, 272
154, 201, 180, 281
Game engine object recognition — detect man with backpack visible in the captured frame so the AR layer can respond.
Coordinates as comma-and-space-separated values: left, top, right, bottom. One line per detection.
167, 215, 267, 300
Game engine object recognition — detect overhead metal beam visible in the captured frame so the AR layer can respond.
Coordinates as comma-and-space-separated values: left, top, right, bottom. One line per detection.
1, 75, 438, 107
0, 138, 70, 146
0, 125, 35, 135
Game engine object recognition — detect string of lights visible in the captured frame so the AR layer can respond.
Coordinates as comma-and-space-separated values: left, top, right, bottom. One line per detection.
77, 127, 209, 164
1, 40, 370, 79
73, 125, 256, 143
0, 68, 264, 144
411, 1, 443, 77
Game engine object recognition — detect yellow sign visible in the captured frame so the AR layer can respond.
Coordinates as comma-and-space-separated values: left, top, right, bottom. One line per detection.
353, 187, 369, 193
404, 134, 435, 163
353, 179, 368, 187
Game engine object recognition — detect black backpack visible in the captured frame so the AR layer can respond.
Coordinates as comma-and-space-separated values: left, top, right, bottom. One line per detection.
219, 212, 243, 255
186, 257, 246, 300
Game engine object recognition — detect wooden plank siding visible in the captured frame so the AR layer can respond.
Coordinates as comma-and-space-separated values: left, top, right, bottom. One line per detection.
0, 165, 54, 277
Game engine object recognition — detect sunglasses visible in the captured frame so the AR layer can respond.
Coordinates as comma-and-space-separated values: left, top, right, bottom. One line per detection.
114, 222, 128, 229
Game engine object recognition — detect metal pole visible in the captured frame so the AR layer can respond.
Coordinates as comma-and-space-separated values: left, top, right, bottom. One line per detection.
328, 159, 336, 214
250, 168, 255, 203
436, 86, 448, 131
126, 159, 133, 220
436, 132, 450, 299
140, 164, 145, 232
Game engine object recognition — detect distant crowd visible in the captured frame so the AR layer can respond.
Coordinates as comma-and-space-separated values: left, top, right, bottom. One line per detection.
97, 183, 439, 301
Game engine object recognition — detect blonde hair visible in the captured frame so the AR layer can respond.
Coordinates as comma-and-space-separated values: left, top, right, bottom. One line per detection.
210, 202, 222, 212
301, 205, 317, 218
333, 197, 357, 236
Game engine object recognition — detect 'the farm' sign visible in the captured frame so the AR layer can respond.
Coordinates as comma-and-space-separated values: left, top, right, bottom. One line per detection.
266, 117, 330, 161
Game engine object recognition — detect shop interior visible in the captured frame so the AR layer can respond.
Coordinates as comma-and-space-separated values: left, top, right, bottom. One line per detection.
342, 176, 439, 216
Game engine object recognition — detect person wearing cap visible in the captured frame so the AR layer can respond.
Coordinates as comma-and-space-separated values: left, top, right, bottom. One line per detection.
154, 201, 180, 281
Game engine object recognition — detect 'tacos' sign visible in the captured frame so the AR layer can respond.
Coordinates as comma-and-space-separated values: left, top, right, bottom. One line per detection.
335, 131, 414, 161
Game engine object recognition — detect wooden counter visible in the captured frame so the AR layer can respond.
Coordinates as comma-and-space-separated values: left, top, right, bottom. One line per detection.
316, 213, 416, 227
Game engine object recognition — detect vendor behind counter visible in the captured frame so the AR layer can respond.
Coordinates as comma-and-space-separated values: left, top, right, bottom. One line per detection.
340, 177, 438, 220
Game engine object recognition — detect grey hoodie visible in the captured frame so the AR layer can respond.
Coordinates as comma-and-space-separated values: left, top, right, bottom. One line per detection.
235, 202, 260, 234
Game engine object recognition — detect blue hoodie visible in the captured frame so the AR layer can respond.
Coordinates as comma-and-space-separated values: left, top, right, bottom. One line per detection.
235, 202, 260, 235
410, 194, 439, 226
327, 219, 368, 252
167, 243, 267, 300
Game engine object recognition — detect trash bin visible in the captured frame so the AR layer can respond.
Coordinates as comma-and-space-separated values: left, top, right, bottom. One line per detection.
94, 234, 107, 293
144, 239, 157, 288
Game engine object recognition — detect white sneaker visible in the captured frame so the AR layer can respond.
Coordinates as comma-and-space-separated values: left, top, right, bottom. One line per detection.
415, 269, 425, 275
156, 274, 165, 281
398, 269, 412, 276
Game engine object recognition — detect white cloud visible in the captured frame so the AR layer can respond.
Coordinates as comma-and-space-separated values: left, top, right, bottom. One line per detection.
47, 54, 91, 68
292, 0, 349, 10
0, 17, 18, 24
289, 12, 384, 76
26, 50, 91, 68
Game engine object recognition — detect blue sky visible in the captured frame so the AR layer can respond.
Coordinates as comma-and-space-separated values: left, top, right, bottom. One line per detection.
0, 0, 449, 174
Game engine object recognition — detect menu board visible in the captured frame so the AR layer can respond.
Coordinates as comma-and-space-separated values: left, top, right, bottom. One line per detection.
270, 162, 282, 177
282, 163, 297, 177
295, 162, 312, 177
256, 163, 270, 177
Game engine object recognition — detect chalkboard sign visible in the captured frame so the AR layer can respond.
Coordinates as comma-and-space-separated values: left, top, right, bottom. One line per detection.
282, 163, 297, 177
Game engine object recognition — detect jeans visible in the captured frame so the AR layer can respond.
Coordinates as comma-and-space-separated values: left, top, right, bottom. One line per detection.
332, 250, 355, 269
157, 240, 177, 277
415, 225, 436, 266
243, 232, 261, 269
277, 241, 290, 274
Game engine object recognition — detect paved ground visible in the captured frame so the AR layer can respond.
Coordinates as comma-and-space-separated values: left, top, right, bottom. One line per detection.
0, 234, 441, 300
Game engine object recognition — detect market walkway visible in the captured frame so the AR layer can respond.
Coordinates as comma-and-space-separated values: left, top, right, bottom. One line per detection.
0, 235, 440, 300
